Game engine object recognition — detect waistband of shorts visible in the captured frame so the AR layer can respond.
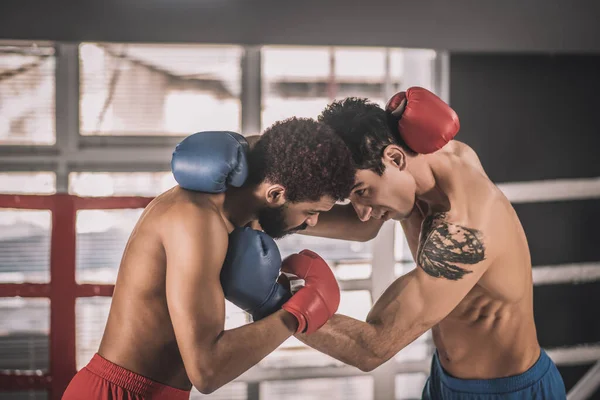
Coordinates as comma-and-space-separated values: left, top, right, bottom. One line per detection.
434, 349, 551, 394
85, 353, 190, 399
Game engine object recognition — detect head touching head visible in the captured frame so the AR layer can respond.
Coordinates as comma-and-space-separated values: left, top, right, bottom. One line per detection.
319, 98, 417, 221
248, 117, 356, 238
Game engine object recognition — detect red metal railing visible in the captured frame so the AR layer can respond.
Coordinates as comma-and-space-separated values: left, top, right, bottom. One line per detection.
0, 194, 152, 400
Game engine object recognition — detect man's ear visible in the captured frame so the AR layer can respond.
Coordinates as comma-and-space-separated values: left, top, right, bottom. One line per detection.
383, 144, 407, 171
265, 184, 287, 206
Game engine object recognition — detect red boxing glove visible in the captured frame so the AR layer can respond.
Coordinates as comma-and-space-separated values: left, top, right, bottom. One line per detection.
386, 87, 460, 154
281, 250, 340, 334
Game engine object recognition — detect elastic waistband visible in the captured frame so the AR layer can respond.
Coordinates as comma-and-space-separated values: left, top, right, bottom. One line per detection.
85, 353, 190, 400
434, 349, 551, 394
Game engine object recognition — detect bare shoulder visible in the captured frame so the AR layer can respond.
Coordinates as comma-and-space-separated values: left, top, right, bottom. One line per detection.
446, 140, 484, 168
159, 191, 230, 252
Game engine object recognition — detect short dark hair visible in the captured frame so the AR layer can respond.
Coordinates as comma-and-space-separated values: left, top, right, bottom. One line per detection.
319, 97, 409, 175
248, 117, 356, 202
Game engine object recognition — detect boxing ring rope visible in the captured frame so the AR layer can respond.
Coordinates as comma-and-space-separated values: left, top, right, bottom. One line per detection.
0, 193, 152, 400
0, 193, 599, 399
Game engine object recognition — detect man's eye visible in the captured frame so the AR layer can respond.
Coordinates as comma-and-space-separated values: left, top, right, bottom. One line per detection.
355, 189, 366, 197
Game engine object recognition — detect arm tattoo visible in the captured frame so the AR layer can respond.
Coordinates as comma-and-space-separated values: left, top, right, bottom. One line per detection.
417, 213, 485, 281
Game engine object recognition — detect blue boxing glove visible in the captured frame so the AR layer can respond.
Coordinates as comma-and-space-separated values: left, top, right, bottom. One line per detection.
171, 131, 249, 193
221, 227, 292, 321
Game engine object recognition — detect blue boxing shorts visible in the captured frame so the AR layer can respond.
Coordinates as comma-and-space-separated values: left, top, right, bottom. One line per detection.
422, 349, 566, 399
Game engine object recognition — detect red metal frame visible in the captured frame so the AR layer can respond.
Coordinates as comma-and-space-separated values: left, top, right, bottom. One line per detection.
0, 194, 152, 399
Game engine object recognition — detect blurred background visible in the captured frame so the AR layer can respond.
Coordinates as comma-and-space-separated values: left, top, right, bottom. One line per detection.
0, 1, 599, 399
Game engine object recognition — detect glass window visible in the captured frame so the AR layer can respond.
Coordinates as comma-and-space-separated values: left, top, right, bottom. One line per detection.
334, 261, 372, 280
277, 235, 373, 264
75, 209, 142, 284
338, 290, 372, 321
395, 373, 428, 400
394, 223, 413, 264
76, 297, 111, 369
79, 43, 242, 136
0, 172, 56, 195
69, 172, 175, 197
225, 301, 249, 330
262, 46, 416, 130
261, 376, 373, 400
262, 47, 330, 129
0, 42, 55, 145
394, 331, 433, 363
0, 298, 49, 371
0, 210, 51, 283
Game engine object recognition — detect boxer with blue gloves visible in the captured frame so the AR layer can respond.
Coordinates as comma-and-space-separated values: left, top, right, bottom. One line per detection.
64, 118, 355, 400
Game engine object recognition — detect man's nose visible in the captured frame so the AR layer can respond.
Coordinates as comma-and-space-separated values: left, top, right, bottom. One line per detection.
352, 202, 372, 222
306, 214, 319, 227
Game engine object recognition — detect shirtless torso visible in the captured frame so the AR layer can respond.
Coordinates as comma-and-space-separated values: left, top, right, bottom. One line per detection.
405, 141, 540, 379
301, 141, 541, 379
99, 188, 233, 389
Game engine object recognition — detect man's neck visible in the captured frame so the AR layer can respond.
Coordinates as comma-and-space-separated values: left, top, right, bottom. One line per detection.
223, 185, 261, 228
409, 154, 451, 215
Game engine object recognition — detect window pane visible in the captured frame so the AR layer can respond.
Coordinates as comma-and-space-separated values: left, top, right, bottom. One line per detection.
0, 210, 51, 283
225, 301, 249, 330
334, 262, 372, 280
261, 376, 373, 400
0, 42, 55, 145
0, 392, 47, 400
76, 209, 142, 284
395, 262, 417, 278
0, 172, 55, 195
394, 223, 413, 263
262, 46, 431, 130
0, 298, 49, 371
69, 172, 175, 197
191, 382, 246, 399
338, 290, 372, 321
262, 46, 331, 129
277, 235, 373, 263
395, 373, 428, 400
76, 297, 110, 369
394, 330, 433, 363
80, 43, 242, 136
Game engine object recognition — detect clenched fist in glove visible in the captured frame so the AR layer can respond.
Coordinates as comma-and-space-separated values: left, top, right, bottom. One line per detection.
386, 87, 460, 154
280, 250, 340, 334
221, 229, 340, 334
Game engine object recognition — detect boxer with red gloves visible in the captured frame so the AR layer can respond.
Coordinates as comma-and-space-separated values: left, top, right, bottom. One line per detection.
64, 118, 354, 399
298, 87, 565, 399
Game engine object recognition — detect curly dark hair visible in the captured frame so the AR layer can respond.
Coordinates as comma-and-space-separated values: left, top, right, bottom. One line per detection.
248, 117, 356, 202
318, 97, 410, 175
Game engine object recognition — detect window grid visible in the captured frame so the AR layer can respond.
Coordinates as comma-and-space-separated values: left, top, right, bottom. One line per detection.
0, 41, 438, 400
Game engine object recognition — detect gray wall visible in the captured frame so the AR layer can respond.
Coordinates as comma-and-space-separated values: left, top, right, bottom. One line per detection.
1, 0, 600, 52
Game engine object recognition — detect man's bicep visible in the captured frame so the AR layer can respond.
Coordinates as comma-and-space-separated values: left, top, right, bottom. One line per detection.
414, 212, 492, 319
163, 209, 228, 371
417, 212, 487, 281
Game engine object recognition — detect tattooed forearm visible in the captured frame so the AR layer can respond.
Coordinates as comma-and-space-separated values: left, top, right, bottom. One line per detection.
417, 213, 485, 280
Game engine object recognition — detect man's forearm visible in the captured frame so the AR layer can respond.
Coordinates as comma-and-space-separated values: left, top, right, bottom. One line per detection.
296, 314, 391, 372
301, 204, 384, 242
207, 310, 297, 391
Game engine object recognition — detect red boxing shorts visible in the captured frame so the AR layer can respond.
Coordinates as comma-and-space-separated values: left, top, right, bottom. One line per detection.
62, 353, 191, 400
